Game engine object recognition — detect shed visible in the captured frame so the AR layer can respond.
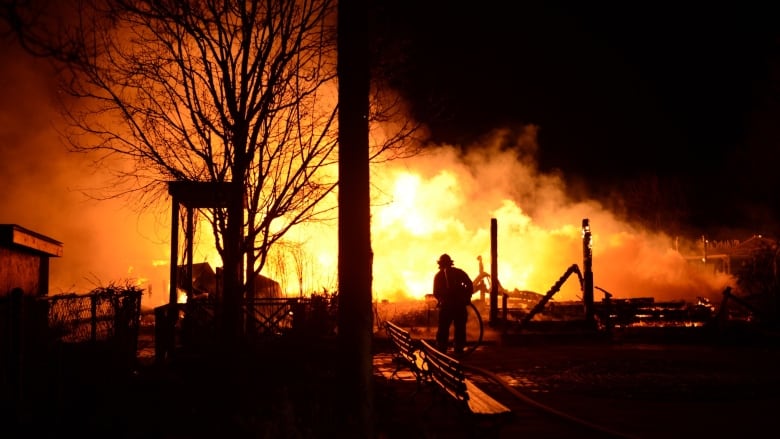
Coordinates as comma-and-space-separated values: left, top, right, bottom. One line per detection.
0, 224, 63, 297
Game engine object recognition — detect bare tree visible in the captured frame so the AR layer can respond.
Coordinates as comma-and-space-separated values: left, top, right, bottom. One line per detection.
1, 0, 418, 336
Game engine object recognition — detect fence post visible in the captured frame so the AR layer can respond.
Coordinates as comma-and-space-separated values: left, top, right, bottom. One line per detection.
502, 294, 508, 323
91, 293, 97, 342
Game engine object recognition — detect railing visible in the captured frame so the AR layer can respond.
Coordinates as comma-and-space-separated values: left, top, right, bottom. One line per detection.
245, 297, 301, 336
175, 294, 337, 341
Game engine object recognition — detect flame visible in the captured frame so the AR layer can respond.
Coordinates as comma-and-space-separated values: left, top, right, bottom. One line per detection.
45, 130, 734, 310
167, 136, 733, 306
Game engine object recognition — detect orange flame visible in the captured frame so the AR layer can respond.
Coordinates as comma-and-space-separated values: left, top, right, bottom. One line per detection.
49, 132, 734, 310
174, 139, 733, 306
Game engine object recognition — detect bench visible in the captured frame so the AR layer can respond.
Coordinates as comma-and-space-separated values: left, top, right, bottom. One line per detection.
419, 339, 512, 435
384, 321, 428, 389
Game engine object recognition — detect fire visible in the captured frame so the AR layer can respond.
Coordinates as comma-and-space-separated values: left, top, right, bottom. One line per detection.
171, 137, 731, 306
377, 172, 431, 235
49, 131, 735, 310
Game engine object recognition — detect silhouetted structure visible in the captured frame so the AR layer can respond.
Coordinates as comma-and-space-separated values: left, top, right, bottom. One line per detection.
1, 225, 141, 422
1, 225, 62, 408
0, 224, 62, 297
176, 262, 282, 300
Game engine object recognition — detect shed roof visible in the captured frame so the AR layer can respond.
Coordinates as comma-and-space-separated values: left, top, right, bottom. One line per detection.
0, 224, 63, 257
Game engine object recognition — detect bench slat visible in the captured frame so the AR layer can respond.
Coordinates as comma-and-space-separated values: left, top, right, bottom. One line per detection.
385, 321, 427, 384
420, 339, 511, 417
422, 342, 468, 402
465, 379, 511, 416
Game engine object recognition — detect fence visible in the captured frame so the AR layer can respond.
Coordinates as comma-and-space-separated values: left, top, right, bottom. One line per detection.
1, 286, 143, 409
154, 293, 338, 362
45, 288, 143, 343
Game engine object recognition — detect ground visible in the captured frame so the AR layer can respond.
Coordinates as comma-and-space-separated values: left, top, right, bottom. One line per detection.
6, 323, 780, 438
374, 325, 780, 438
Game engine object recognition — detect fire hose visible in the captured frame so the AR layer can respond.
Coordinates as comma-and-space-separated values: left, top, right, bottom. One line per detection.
462, 301, 484, 356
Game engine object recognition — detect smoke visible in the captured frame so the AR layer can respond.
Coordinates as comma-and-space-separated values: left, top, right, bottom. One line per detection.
368, 128, 734, 303
0, 45, 171, 304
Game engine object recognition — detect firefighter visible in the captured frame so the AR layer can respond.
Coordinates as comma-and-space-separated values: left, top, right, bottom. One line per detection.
432, 253, 474, 356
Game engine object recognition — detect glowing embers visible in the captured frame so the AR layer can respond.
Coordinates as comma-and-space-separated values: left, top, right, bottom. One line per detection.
601, 297, 715, 328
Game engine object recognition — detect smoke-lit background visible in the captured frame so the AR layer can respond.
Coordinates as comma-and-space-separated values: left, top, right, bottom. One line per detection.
0, 39, 736, 310
0, 44, 171, 299
8, 2, 777, 308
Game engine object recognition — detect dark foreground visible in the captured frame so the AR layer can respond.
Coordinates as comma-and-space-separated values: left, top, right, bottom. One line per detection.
376, 326, 780, 439
5, 326, 780, 438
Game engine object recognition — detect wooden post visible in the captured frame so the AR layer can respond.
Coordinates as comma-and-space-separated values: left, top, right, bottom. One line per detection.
582, 218, 595, 326
490, 218, 499, 326
91, 293, 97, 342
169, 197, 180, 306
185, 207, 194, 300
245, 216, 256, 338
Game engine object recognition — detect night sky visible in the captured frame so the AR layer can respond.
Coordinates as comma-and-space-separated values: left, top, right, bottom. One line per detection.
375, 1, 780, 236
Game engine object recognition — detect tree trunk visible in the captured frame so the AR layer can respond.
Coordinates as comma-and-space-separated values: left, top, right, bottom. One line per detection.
337, 0, 373, 436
